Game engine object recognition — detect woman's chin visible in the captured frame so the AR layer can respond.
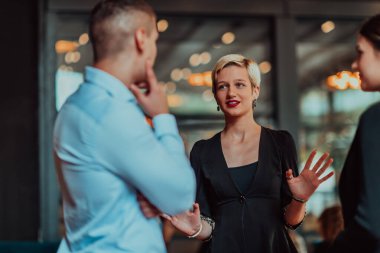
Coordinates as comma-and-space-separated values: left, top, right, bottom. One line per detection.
360, 81, 380, 92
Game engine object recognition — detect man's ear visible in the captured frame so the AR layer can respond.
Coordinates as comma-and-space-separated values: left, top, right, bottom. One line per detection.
135, 28, 146, 53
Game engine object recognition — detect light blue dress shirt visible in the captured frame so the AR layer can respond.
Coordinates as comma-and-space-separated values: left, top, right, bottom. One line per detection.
53, 66, 196, 253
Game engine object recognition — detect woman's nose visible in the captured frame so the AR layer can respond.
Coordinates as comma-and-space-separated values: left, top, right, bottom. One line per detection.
227, 87, 236, 97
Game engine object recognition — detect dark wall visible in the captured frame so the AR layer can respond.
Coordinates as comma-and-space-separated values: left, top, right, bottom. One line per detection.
0, 0, 39, 240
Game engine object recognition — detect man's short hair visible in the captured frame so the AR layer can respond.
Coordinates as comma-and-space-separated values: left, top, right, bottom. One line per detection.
90, 0, 156, 61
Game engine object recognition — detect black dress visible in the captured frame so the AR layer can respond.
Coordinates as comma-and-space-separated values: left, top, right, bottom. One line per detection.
190, 127, 299, 253
329, 102, 380, 253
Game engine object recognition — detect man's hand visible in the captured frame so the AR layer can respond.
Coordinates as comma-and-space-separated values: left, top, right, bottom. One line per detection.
129, 61, 169, 117
137, 193, 160, 218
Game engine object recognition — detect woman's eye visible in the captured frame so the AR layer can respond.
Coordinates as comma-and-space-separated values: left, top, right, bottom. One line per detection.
236, 82, 246, 87
218, 85, 226, 90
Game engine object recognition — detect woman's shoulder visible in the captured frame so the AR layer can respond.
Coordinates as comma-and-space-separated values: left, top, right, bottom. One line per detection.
262, 126, 294, 144
361, 101, 380, 122
191, 132, 221, 153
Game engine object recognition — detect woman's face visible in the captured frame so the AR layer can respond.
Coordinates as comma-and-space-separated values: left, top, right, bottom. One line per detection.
352, 35, 380, 91
214, 65, 259, 118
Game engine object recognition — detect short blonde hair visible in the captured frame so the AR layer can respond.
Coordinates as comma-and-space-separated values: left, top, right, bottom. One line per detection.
212, 54, 261, 94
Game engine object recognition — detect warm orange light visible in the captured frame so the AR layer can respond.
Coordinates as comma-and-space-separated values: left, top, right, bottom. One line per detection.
165, 82, 177, 94
167, 94, 183, 107
321, 21, 335, 33
157, 19, 169, 32
182, 68, 192, 79
259, 61, 272, 74
65, 51, 81, 64
350, 72, 361, 89
188, 71, 212, 87
221, 32, 235, 45
189, 53, 201, 67
79, 33, 89, 45
188, 73, 204, 86
200, 52, 211, 64
55, 40, 79, 54
170, 68, 182, 81
203, 71, 212, 87
326, 71, 361, 90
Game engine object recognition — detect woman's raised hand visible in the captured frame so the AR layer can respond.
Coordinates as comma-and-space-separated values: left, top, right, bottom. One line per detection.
286, 150, 334, 202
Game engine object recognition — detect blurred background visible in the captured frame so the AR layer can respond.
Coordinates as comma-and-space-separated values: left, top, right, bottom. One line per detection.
1, 0, 380, 252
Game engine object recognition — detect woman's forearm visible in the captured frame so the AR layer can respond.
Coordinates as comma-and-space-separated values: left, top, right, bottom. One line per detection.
284, 199, 306, 226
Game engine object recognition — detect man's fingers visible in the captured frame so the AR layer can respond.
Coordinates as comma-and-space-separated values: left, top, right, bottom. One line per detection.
130, 84, 144, 101
135, 82, 148, 89
160, 213, 172, 221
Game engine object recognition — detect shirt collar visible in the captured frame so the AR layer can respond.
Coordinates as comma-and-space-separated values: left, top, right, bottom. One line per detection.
84, 66, 135, 102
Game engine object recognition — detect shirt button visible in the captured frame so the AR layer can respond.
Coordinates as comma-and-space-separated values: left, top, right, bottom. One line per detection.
239, 195, 246, 204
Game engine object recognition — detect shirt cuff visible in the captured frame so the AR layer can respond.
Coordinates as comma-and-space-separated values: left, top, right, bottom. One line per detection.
152, 114, 179, 137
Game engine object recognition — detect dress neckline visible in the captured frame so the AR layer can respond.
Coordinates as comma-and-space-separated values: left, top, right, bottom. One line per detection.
218, 127, 264, 195
229, 161, 259, 170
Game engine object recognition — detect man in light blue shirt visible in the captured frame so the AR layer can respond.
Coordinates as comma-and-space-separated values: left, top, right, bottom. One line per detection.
53, 1, 196, 252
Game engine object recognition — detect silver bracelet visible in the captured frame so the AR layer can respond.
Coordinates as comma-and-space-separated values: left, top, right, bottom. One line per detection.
187, 223, 203, 238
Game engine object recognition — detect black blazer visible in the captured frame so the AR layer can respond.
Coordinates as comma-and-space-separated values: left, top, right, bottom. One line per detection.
190, 127, 299, 253
330, 102, 380, 253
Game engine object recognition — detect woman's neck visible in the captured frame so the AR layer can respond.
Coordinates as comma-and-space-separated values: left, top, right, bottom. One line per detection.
222, 113, 260, 141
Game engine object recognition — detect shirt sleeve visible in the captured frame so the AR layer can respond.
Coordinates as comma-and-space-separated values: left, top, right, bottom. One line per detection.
93, 103, 196, 215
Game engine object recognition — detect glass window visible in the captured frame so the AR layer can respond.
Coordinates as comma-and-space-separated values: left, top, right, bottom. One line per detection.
54, 15, 274, 153
296, 18, 380, 216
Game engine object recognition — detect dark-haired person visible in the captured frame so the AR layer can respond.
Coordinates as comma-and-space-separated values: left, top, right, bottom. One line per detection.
53, 0, 195, 252
314, 205, 343, 253
329, 14, 380, 253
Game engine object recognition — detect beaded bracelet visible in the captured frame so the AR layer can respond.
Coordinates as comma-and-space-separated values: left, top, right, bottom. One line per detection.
283, 206, 306, 230
292, 195, 307, 203
200, 215, 215, 242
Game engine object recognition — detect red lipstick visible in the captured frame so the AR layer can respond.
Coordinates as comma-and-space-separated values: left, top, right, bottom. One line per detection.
226, 100, 240, 108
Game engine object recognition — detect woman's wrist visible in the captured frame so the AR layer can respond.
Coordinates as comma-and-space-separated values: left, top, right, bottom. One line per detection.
292, 195, 307, 203
187, 223, 203, 238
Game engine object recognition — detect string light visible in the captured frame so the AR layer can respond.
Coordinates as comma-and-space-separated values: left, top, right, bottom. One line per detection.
326, 71, 361, 90
321, 21, 335, 33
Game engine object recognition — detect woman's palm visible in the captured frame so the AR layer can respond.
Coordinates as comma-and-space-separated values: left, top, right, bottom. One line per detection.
287, 150, 334, 201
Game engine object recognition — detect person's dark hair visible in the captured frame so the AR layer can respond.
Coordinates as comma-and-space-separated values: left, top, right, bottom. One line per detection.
89, 0, 155, 61
318, 205, 344, 243
360, 14, 380, 51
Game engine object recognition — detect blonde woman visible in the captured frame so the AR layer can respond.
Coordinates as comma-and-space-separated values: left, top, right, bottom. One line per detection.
154, 54, 333, 253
